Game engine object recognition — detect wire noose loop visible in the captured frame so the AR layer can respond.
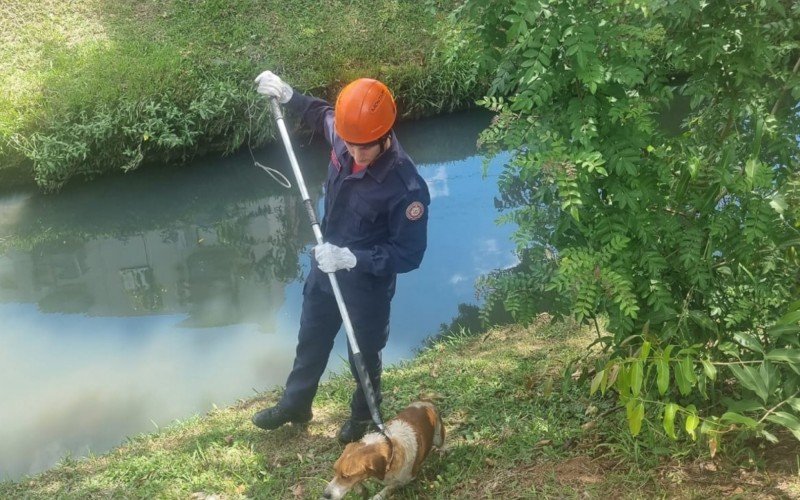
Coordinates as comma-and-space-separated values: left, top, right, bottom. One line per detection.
254, 160, 291, 188
246, 97, 292, 189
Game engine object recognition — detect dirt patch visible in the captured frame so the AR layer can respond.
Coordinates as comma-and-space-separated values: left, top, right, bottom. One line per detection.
450, 449, 800, 499
655, 459, 799, 499
443, 452, 616, 498
547, 455, 606, 486
751, 432, 800, 475
652, 434, 800, 499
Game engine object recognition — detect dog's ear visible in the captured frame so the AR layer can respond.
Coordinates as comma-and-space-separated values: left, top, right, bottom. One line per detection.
366, 450, 388, 480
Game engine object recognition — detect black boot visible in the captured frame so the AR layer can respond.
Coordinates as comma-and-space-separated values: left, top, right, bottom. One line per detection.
337, 418, 375, 444
252, 405, 312, 430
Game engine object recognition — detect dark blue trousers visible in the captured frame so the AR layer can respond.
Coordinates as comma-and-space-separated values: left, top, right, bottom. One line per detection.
279, 268, 393, 421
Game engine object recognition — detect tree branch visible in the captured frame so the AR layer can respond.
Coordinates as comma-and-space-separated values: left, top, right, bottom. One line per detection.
758, 389, 800, 425
770, 55, 800, 116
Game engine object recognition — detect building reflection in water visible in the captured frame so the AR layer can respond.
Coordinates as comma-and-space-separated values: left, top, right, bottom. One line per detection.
0, 151, 315, 330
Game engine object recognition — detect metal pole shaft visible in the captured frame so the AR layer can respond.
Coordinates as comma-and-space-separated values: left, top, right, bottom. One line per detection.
269, 98, 386, 433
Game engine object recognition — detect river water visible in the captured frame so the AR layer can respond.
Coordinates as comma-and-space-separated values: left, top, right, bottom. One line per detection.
0, 110, 517, 480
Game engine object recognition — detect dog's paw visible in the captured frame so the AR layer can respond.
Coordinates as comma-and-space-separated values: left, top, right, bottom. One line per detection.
435, 443, 452, 455
369, 491, 388, 500
354, 482, 368, 499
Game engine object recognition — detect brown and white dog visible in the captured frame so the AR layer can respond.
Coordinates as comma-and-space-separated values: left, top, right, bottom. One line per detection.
322, 401, 445, 500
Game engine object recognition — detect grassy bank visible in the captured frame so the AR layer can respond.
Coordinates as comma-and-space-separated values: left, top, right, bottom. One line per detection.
2, 317, 797, 498
0, 0, 483, 191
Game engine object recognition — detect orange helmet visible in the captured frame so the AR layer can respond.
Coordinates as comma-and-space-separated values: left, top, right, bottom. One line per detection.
334, 78, 396, 144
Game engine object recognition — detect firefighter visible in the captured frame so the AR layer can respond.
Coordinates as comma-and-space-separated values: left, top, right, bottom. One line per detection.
252, 71, 430, 443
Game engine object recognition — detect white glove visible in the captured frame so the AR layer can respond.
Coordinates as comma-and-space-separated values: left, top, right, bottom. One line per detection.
314, 242, 357, 273
254, 70, 293, 103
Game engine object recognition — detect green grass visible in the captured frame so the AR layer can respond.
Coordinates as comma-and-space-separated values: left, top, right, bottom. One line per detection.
2, 316, 797, 499
0, 0, 484, 191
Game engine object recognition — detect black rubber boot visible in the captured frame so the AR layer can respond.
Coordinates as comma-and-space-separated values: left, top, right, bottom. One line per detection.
337, 418, 375, 444
251, 405, 312, 430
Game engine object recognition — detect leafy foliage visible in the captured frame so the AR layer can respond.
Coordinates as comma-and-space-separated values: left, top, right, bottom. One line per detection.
12, 82, 268, 191
468, 0, 800, 448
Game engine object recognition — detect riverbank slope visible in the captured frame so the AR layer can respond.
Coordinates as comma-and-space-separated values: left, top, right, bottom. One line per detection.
1, 0, 482, 191
2, 317, 797, 498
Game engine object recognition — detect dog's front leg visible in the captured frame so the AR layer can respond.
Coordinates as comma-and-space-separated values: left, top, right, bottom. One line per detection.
353, 482, 368, 499
370, 485, 394, 500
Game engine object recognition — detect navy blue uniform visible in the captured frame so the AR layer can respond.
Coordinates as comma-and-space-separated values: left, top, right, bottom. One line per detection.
278, 92, 430, 420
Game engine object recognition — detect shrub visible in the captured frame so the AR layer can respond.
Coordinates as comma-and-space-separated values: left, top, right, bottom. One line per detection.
468, 0, 800, 449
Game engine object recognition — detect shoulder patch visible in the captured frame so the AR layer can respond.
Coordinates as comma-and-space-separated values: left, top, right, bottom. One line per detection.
406, 201, 425, 221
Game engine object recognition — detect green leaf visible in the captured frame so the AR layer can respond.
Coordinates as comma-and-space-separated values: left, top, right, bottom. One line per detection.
697, 369, 708, 398
683, 357, 697, 385
663, 403, 678, 439
765, 349, 800, 365
674, 357, 696, 396
715, 266, 732, 276
701, 358, 717, 381
760, 359, 782, 389
631, 360, 643, 396
699, 419, 715, 436
688, 311, 718, 334
729, 364, 769, 403
687, 156, 700, 178
752, 116, 764, 158
590, 369, 605, 395
616, 364, 631, 397
745, 158, 760, 182
674, 359, 690, 396
761, 429, 779, 443
769, 193, 787, 215
733, 332, 764, 354
767, 324, 800, 342
722, 397, 764, 413
777, 310, 800, 326
639, 340, 651, 361
657, 359, 670, 395
627, 399, 645, 437
720, 411, 758, 428
765, 411, 800, 441
684, 404, 699, 441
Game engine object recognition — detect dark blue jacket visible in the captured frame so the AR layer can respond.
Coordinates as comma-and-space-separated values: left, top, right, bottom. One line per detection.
286, 92, 430, 295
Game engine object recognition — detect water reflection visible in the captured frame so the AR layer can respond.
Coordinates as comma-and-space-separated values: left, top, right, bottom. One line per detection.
1, 144, 318, 327
0, 109, 516, 480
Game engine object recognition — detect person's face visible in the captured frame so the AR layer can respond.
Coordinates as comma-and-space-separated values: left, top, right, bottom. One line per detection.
345, 140, 383, 165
